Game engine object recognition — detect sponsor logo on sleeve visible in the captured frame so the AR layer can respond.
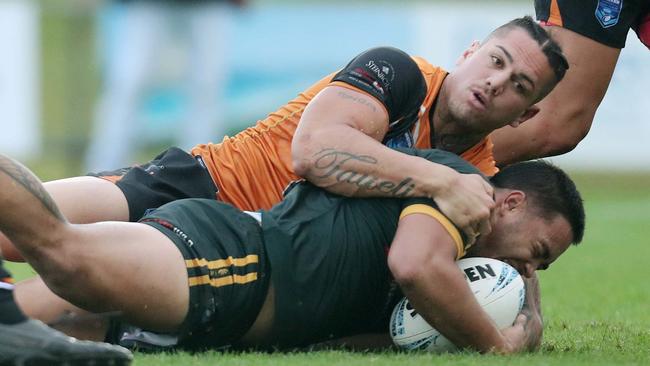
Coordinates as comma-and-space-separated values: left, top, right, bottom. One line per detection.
595, 0, 623, 28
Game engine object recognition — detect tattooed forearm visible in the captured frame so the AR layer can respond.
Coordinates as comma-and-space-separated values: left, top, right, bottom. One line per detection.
313, 149, 415, 197
336, 91, 377, 113
0, 156, 65, 221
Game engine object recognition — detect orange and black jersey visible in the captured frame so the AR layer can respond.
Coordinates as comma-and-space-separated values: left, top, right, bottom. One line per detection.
191, 46, 496, 212
535, 0, 650, 48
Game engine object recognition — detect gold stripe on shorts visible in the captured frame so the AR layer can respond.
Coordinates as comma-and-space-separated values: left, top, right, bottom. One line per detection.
185, 254, 259, 269
186, 255, 259, 288
188, 272, 258, 288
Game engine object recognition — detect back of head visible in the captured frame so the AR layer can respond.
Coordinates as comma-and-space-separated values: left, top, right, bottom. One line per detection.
490, 160, 585, 244
486, 16, 569, 101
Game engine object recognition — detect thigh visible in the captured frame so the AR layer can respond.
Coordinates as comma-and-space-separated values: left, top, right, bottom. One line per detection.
35, 221, 190, 334
0, 176, 130, 262
45, 176, 130, 223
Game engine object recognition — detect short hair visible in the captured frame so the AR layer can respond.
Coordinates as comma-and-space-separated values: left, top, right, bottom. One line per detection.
486, 16, 569, 101
490, 160, 585, 245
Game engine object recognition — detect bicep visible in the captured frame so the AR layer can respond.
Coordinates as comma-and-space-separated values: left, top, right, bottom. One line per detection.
298, 86, 389, 142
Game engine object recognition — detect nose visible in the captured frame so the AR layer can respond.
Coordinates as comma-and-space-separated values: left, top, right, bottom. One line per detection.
486, 72, 507, 96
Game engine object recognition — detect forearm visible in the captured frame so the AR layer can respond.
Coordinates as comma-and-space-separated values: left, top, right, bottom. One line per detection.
293, 124, 456, 199
490, 109, 593, 167
397, 260, 511, 353
520, 274, 543, 351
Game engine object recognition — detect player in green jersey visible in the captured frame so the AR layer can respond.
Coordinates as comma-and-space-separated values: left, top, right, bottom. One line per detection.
2, 148, 583, 354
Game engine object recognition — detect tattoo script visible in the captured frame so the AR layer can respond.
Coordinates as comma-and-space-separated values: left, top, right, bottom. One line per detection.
337, 91, 377, 112
313, 149, 415, 197
0, 156, 65, 221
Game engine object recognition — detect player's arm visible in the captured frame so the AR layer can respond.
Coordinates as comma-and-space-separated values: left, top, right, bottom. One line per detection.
518, 274, 544, 351
386, 205, 526, 354
490, 26, 620, 166
293, 85, 468, 200
292, 47, 494, 240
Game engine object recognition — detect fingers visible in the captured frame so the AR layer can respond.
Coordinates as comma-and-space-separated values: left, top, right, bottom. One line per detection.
432, 173, 495, 247
463, 176, 494, 244
514, 313, 528, 327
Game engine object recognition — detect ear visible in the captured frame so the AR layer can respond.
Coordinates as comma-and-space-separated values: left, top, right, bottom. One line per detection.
503, 190, 526, 211
509, 105, 540, 128
456, 40, 481, 66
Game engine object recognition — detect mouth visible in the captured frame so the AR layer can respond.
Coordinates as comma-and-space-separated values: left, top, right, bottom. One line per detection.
470, 90, 488, 110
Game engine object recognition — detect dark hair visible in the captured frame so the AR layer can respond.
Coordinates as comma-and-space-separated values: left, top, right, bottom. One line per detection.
490, 160, 585, 245
487, 16, 569, 100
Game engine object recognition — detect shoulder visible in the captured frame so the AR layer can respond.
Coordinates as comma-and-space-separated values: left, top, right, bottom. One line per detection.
332, 47, 427, 122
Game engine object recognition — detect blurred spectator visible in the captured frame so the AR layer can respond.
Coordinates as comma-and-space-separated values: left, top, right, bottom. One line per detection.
85, 0, 243, 172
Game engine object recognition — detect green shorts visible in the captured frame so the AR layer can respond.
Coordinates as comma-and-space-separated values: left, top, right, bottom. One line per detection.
140, 198, 269, 350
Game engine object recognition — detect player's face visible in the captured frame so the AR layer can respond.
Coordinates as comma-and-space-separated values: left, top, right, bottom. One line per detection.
444, 28, 556, 133
466, 191, 573, 278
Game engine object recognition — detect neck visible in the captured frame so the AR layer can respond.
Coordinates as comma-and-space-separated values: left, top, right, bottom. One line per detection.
431, 87, 486, 154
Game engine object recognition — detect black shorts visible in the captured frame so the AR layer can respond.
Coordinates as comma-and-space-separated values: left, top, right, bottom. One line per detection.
0, 260, 13, 283
535, 0, 650, 48
139, 199, 269, 349
89, 147, 219, 222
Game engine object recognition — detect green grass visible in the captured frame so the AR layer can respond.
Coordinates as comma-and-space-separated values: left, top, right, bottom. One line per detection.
6, 171, 650, 365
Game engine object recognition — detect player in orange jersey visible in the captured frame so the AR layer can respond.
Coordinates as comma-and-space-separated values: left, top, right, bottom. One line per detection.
492, 0, 650, 166
1, 16, 567, 263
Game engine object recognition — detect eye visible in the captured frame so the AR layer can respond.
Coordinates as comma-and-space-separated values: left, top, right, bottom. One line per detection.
491, 55, 503, 67
513, 81, 526, 94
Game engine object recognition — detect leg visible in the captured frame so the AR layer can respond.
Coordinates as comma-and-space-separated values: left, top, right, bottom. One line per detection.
0, 176, 129, 262
1, 147, 217, 264
15, 276, 111, 341
0, 155, 189, 333
0, 259, 133, 365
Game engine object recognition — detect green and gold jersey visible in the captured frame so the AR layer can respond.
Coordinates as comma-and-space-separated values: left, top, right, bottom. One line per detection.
261, 148, 482, 347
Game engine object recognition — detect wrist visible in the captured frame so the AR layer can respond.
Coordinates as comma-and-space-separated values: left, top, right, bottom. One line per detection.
425, 163, 458, 199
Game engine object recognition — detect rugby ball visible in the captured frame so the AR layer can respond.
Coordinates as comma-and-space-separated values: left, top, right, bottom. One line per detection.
389, 257, 525, 352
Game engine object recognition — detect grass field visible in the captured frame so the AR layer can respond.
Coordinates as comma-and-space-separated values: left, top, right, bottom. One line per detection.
6, 170, 650, 365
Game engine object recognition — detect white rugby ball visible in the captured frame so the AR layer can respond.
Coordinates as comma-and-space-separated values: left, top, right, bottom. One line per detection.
389, 257, 525, 352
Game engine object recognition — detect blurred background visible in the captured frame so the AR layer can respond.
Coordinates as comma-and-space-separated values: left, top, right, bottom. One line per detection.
1, 0, 649, 180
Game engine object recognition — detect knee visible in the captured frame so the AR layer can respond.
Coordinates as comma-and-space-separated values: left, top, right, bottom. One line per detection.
27, 228, 83, 295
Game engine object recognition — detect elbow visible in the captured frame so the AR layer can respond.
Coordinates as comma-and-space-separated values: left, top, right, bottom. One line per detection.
542, 117, 591, 157
291, 130, 316, 178
541, 104, 596, 157
292, 154, 311, 178
389, 262, 418, 289
388, 251, 435, 289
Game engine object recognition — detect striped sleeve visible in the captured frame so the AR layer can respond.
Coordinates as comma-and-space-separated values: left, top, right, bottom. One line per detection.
399, 203, 466, 259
